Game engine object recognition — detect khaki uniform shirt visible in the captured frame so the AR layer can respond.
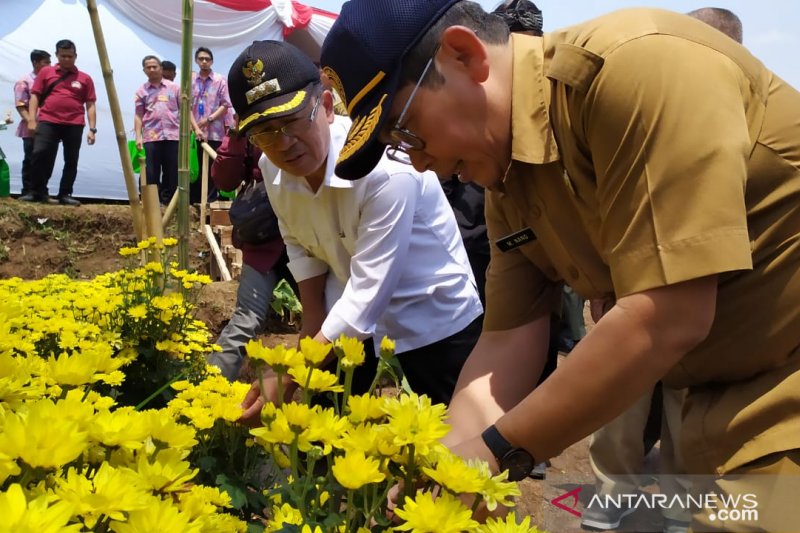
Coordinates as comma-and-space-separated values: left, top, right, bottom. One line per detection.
485, 8, 800, 474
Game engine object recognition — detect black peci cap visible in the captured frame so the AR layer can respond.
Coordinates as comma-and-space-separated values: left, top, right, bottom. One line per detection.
320, 0, 460, 180
228, 40, 321, 134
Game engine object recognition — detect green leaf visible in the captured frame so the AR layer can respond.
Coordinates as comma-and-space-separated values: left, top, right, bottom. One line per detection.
246, 522, 266, 533
216, 473, 248, 509
196, 455, 217, 472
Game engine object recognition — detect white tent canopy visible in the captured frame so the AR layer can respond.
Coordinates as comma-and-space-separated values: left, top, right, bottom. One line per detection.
0, 0, 335, 199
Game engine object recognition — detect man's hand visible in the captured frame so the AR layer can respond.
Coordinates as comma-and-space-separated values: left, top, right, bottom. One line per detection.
194, 127, 206, 142
87, 130, 96, 146
135, 136, 143, 151
238, 369, 298, 427
27, 118, 37, 134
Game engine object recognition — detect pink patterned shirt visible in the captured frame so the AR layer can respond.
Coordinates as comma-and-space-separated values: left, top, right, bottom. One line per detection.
13, 72, 36, 138
134, 79, 181, 142
191, 70, 231, 142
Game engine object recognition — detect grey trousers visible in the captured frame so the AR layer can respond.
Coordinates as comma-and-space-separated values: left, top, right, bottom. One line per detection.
208, 264, 277, 380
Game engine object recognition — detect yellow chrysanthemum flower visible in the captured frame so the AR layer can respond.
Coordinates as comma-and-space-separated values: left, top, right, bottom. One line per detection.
135, 448, 198, 494
333, 335, 365, 368
0, 398, 89, 468
299, 336, 330, 366
0, 484, 81, 533
394, 490, 479, 533
55, 464, 152, 528
379, 336, 396, 359
383, 393, 450, 456
288, 365, 343, 394
142, 409, 198, 450
331, 450, 385, 489
480, 466, 522, 511
88, 408, 149, 450
477, 513, 546, 532
177, 485, 232, 519
108, 497, 202, 533
265, 503, 303, 532
245, 340, 304, 372
346, 393, 386, 424
422, 453, 486, 495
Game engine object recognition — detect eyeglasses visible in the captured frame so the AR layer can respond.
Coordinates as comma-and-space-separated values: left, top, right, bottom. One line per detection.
248, 96, 322, 148
386, 49, 438, 165
196, 56, 213, 63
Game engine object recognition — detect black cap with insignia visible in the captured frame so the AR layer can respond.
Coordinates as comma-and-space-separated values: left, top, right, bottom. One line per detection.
320, 0, 460, 180
228, 40, 321, 134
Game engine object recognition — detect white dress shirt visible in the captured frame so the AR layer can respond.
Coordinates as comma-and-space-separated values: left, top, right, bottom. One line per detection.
261, 116, 482, 354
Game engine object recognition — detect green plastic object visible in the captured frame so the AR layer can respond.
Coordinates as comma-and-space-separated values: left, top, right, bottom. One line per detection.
127, 140, 146, 174
189, 132, 199, 183
0, 158, 9, 197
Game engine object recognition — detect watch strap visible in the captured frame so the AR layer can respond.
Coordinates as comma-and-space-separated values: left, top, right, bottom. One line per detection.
481, 424, 514, 463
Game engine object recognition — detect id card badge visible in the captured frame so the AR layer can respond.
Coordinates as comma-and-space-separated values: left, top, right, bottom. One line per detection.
496, 227, 536, 252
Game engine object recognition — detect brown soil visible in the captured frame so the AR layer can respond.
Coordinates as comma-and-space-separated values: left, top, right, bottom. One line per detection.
0, 197, 668, 533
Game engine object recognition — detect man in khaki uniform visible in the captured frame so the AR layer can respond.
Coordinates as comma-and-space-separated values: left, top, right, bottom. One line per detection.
321, 1, 800, 529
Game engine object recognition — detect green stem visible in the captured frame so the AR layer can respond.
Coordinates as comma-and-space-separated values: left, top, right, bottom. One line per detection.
340, 368, 354, 417
404, 445, 416, 502
134, 371, 185, 411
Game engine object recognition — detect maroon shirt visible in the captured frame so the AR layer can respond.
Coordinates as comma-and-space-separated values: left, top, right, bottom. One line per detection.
31, 65, 96, 126
211, 134, 285, 274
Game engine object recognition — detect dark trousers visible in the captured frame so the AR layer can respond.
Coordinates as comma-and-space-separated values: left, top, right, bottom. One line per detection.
30, 121, 84, 198
144, 140, 179, 205
20, 137, 35, 195
318, 315, 482, 408
190, 139, 220, 204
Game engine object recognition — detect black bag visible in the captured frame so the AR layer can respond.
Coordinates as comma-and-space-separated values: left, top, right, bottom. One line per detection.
228, 179, 281, 244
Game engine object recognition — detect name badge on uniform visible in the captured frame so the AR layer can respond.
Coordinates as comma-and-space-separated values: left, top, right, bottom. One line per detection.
158, 94, 169, 102
71, 81, 81, 89
495, 227, 536, 252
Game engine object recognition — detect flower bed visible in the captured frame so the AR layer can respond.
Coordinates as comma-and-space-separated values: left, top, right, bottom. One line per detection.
0, 239, 544, 532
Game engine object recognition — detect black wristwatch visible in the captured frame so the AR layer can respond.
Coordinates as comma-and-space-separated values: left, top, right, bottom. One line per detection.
89, 128, 97, 134
481, 425, 535, 482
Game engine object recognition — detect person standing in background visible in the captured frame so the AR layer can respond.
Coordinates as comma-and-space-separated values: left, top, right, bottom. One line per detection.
25, 39, 96, 206
13, 49, 51, 199
134, 55, 180, 205
160, 60, 177, 82
190, 46, 231, 204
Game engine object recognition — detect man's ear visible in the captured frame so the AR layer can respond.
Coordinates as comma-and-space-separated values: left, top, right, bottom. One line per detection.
321, 89, 335, 124
439, 26, 490, 84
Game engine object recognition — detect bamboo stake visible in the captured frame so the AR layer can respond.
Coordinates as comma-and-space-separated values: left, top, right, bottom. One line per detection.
162, 189, 179, 227
176, 0, 194, 269
86, 0, 144, 241
199, 149, 209, 231
139, 161, 163, 262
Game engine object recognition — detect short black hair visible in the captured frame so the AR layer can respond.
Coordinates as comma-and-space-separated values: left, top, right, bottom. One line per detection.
55, 39, 76, 53
194, 47, 213, 60
161, 60, 177, 71
30, 49, 51, 64
142, 55, 161, 67
401, 1, 509, 89
687, 7, 743, 44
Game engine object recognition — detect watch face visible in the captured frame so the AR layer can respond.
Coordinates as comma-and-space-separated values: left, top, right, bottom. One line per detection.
502, 449, 535, 482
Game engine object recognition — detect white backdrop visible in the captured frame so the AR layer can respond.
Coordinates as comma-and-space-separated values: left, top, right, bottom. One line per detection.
0, 0, 334, 199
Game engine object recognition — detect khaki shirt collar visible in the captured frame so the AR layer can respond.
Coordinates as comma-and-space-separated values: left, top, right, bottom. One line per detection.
510, 33, 560, 165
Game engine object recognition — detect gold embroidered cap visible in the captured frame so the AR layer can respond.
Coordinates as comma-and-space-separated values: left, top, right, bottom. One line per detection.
228, 40, 321, 134
320, 0, 460, 180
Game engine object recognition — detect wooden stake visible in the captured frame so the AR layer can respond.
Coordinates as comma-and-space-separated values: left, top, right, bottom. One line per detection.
203, 224, 231, 281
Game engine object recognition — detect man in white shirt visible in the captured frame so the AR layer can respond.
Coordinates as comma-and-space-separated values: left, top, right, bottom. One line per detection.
230, 41, 483, 420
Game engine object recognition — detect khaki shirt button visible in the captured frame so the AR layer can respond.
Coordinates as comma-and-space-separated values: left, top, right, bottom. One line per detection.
568, 266, 579, 280
531, 205, 542, 219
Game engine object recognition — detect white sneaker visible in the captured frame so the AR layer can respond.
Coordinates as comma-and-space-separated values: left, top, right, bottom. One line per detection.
580, 503, 637, 530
